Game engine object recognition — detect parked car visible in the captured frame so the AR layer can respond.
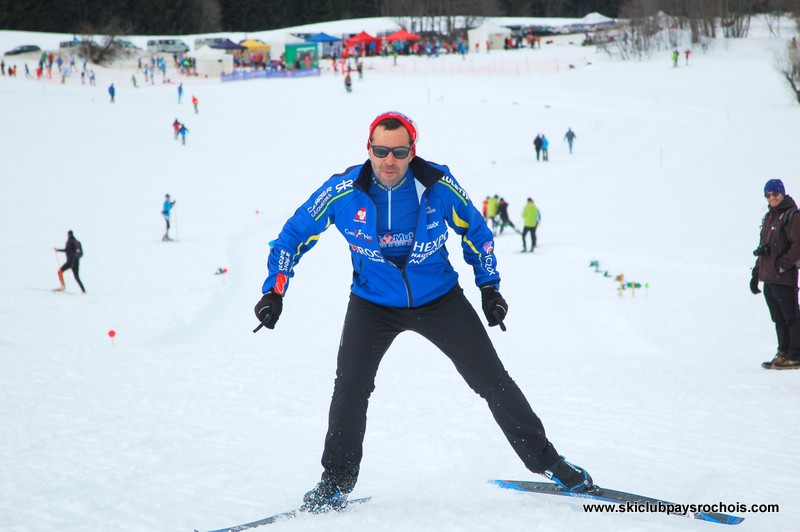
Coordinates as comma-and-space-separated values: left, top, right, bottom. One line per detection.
4, 44, 41, 56
59, 40, 99, 50
194, 37, 227, 49
108, 39, 142, 51
146, 39, 190, 54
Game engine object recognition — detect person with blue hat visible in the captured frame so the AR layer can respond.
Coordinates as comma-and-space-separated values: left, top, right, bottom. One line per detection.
751, 179, 800, 369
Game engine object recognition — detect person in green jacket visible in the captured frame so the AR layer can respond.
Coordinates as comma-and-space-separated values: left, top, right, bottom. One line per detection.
486, 195, 500, 233
521, 198, 540, 252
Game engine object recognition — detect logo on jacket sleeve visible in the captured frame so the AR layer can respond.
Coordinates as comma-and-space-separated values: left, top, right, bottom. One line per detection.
274, 273, 288, 295
483, 241, 494, 254
354, 207, 367, 223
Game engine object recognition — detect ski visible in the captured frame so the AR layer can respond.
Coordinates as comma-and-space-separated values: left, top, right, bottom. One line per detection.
200, 496, 371, 532
492, 480, 744, 526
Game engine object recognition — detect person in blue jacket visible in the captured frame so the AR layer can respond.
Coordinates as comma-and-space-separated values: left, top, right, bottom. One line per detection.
162, 194, 176, 241
254, 111, 595, 513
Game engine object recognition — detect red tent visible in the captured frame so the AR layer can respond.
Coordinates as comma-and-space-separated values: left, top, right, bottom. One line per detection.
345, 31, 382, 53
385, 29, 421, 42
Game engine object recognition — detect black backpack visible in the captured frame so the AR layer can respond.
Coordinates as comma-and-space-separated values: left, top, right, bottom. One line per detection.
74, 240, 84, 258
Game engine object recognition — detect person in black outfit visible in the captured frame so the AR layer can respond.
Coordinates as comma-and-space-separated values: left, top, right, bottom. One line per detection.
497, 197, 518, 234
533, 134, 543, 161
54, 230, 85, 293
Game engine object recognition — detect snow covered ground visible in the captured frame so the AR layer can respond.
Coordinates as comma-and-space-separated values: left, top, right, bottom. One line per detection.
1, 17, 799, 532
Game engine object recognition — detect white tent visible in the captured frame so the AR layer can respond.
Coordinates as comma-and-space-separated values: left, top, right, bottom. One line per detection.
187, 46, 233, 78
263, 33, 304, 59
581, 12, 616, 26
467, 21, 512, 53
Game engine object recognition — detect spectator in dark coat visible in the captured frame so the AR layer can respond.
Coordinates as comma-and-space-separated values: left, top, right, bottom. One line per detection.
752, 179, 800, 369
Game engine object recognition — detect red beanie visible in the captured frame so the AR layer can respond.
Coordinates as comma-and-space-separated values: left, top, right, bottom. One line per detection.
367, 111, 418, 150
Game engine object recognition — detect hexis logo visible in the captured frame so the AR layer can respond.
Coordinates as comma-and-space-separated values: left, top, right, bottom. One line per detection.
483, 241, 494, 254
354, 207, 367, 223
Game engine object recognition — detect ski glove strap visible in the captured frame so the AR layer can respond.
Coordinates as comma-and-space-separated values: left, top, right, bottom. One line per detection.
480, 285, 508, 331
253, 290, 283, 332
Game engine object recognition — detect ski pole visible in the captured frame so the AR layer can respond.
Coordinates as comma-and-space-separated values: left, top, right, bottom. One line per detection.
492, 309, 507, 332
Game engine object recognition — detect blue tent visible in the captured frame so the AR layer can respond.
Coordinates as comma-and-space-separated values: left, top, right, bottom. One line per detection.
305, 32, 341, 43
305, 32, 342, 58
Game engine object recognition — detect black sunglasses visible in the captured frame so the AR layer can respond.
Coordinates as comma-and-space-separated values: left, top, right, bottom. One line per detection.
370, 145, 412, 159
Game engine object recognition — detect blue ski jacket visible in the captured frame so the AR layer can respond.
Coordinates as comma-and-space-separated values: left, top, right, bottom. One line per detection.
262, 156, 500, 308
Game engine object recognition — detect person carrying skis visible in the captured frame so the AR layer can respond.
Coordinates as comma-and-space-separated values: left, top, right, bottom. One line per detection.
54, 230, 86, 293
162, 194, 176, 241
253, 111, 595, 514
751, 179, 800, 369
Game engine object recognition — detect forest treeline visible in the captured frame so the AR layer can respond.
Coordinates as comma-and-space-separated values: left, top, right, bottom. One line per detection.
0, 0, 792, 36
1, 0, 623, 35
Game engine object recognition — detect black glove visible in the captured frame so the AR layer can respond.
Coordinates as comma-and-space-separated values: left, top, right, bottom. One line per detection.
253, 291, 283, 332
750, 268, 761, 295
480, 285, 508, 331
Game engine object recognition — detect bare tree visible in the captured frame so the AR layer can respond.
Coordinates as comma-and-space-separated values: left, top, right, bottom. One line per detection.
777, 34, 800, 103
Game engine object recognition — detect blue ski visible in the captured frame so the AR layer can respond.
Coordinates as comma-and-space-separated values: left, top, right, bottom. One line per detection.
200, 497, 371, 532
492, 480, 744, 525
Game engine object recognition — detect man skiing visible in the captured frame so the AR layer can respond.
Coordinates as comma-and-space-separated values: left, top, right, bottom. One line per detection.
254, 111, 595, 514
54, 230, 86, 293
162, 194, 176, 241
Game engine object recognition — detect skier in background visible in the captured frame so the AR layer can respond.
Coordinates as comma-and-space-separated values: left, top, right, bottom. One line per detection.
192, 95, 199, 113
108, 83, 115, 103
54, 230, 86, 293
521, 198, 541, 253
497, 197, 518, 234
178, 123, 189, 145
178, 82, 183, 103
162, 194, 176, 241
344, 72, 352, 93
541, 134, 550, 161
533, 134, 543, 161
172, 119, 181, 140
254, 111, 595, 514
564, 127, 577, 154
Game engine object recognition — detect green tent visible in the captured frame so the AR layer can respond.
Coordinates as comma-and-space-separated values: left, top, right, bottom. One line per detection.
285, 43, 319, 69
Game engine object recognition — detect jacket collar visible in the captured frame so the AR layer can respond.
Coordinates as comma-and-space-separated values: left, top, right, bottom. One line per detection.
355, 156, 444, 192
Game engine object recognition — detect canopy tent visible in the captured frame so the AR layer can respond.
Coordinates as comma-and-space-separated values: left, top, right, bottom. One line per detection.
263, 33, 304, 59
185, 46, 233, 78
305, 32, 342, 58
344, 31, 382, 55
467, 21, 512, 53
208, 38, 247, 51
239, 39, 270, 54
581, 12, 616, 26
384, 29, 421, 42
305, 32, 341, 43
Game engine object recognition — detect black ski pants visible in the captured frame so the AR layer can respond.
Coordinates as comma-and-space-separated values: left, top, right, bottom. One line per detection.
320, 285, 558, 493
522, 226, 538, 251
763, 282, 800, 357
61, 259, 85, 292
